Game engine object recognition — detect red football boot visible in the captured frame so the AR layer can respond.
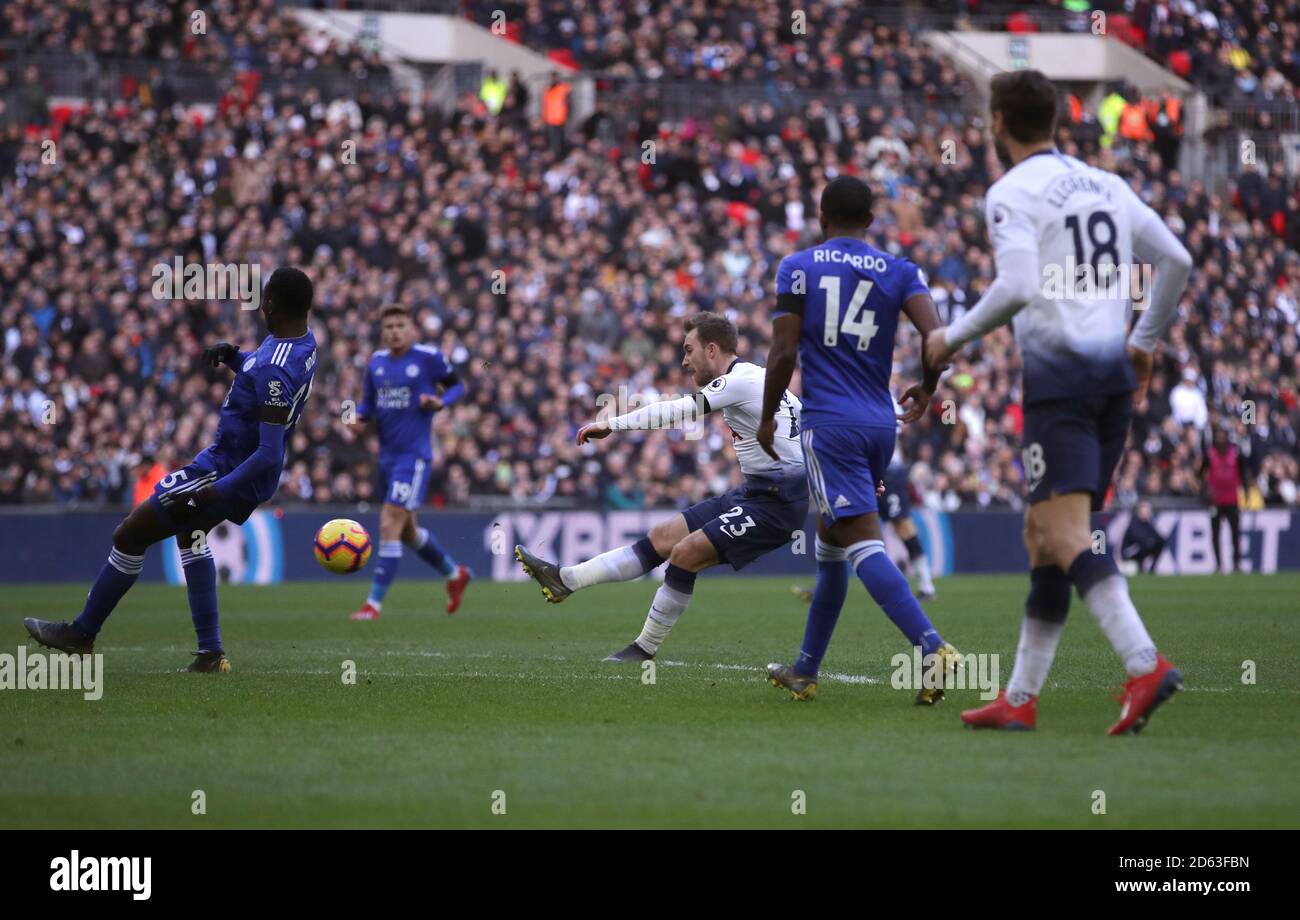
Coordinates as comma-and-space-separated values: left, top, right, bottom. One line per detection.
445, 565, 471, 615
1109, 653, 1183, 736
960, 690, 1037, 730
350, 601, 380, 621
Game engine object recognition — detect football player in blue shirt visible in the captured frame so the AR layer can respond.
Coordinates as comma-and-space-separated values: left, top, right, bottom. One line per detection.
757, 176, 961, 704
350, 304, 469, 620
23, 267, 318, 672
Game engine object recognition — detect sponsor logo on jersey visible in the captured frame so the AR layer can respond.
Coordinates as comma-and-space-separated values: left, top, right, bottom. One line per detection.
376, 386, 413, 410
265, 378, 289, 407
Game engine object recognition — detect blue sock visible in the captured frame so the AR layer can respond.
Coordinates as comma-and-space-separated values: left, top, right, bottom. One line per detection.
368, 541, 403, 605
411, 527, 456, 577
795, 539, 850, 677
74, 547, 145, 636
848, 539, 944, 656
180, 540, 222, 651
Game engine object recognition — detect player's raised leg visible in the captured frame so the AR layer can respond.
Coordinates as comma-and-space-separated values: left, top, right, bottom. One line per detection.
24, 495, 180, 654
515, 514, 676, 604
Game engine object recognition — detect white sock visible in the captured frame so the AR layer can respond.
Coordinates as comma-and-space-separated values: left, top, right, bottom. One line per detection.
1006, 617, 1065, 705
1080, 574, 1158, 676
560, 545, 647, 591
634, 583, 692, 656
915, 554, 935, 594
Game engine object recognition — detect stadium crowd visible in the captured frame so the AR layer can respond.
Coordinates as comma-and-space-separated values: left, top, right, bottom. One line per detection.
466, 0, 1298, 100
1, 3, 1298, 513
1, 0, 391, 79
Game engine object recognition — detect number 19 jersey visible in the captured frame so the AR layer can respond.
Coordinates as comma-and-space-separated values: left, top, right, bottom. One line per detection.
773, 237, 929, 429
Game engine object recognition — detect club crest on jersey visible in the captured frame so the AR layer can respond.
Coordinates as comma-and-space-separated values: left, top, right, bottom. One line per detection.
242, 355, 256, 372
406, 364, 419, 378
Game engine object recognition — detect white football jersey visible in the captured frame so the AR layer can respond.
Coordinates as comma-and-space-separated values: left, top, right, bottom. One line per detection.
986, 150, 1153, 403
700, 360, 804, 479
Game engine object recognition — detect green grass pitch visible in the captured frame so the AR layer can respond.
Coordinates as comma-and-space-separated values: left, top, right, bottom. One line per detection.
2, 573, 1297, 828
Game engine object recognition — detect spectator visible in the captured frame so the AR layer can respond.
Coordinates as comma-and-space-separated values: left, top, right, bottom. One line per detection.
1203, 425, 1247, 572
1170, 368, 1209, 430
1121, 500, 1167, 573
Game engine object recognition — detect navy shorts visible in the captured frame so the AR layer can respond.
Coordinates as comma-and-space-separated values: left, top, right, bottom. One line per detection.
682, 478, 809, 571
150, 459, 258, 535
800, 424, 895, 523
379, 454, 432, 510
879, 466, 913, 523
1022, 392, 1133, 510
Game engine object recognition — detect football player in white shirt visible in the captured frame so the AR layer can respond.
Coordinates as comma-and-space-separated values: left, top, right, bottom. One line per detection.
923, 69, 1193, 735
515, 312, 808, 661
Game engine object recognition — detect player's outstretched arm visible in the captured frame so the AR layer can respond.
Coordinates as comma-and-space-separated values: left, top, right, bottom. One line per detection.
927, 185, 1040, 368
924, 249, 1039, 371
576, 392, 707, 445
758, 312, 801, 461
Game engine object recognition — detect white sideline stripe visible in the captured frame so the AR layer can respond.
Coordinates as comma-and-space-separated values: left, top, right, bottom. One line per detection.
86, 657, 1300, 691
80, 649, 1296, 694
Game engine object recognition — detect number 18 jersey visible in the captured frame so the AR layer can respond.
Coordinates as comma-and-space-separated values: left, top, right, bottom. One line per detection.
984, 149, 1144, 405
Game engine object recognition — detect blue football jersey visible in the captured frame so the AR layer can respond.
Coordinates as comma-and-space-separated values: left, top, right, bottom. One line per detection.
199, 331, 317, 502
359, 344, 456, 461
774, 237, 928, 428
